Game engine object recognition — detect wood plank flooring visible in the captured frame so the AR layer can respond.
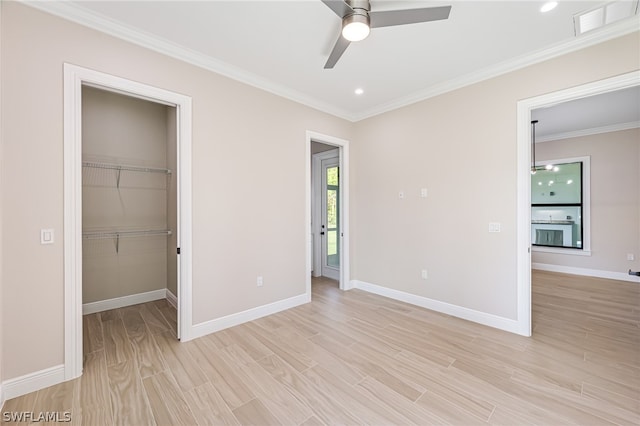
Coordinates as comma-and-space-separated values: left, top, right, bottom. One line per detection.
2, 272, 639, 425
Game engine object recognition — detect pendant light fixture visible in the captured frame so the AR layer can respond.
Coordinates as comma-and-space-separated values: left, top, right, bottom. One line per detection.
531, 120, 539, 175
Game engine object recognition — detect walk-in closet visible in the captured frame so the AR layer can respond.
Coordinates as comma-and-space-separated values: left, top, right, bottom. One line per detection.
81, 86, 178, 357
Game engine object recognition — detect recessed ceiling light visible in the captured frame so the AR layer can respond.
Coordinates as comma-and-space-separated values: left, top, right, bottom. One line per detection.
354, 88, 364, 95
541, 1, 558, 13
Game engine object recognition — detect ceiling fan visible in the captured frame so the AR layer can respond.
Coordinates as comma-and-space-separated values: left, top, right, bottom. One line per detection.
321, 0, 452, 69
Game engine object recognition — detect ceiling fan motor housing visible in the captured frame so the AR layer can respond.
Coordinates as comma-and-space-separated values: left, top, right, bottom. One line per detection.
346, 0, 371, 13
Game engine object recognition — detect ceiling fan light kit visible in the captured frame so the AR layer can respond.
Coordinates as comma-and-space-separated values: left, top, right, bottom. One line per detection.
342, 12, 371, 42
321, 0, 452, 69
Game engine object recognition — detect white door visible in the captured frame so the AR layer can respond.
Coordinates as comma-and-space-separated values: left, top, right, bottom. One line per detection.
321, 157, 340, 280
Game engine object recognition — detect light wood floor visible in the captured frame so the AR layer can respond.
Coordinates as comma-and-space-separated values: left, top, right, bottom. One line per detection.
2, 272, 639, 425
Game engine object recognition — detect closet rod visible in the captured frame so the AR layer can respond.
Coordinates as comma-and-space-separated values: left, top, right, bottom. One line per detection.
82, 161, 171, 175
83, 229, 172, 253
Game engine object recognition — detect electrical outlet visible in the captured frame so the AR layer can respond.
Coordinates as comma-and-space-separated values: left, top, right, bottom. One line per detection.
421, 269, 428, 280
627, 253, 635, 261
421, 188, 428, 198
257, 276, 263, 287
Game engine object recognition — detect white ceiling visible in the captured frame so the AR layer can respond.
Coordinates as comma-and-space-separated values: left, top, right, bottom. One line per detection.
533, 86, 640, 141
30, 0, 640, 121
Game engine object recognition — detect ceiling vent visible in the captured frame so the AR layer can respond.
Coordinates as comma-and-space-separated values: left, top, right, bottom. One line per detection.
574, 0, 639, 35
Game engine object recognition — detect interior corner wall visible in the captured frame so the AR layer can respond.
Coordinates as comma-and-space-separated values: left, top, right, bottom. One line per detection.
166, 108, 178, 298
532, 128, 640, 274
351, 32, 640, 320
0, 2, 352, 381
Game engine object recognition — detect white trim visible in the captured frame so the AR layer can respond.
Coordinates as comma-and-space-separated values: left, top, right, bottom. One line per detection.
21, 2, 640, 123
536, 121, 640, 143
190, 293, 309, 340
516, 70, 640, 338
64, 64, 194, 383
166, 288, 178, 309
533, 263, 640, 283
352, 280, 523, 335
305, 131, 351, 294
2, 365, 65, 401
0, 384, 4, 411
82, 289, 166, 315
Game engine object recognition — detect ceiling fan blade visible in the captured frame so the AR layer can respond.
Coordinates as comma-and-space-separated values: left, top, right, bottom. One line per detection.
369, 5, 452, 28
321, 0, 354, 18
324, 34, 351, 69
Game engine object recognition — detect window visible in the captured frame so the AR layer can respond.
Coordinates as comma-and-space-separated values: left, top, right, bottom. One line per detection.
531, 157, 590, 254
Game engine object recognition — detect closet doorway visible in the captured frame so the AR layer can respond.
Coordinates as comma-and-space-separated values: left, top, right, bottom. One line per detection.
64, 64, 193, 380
81, 85, 178, 337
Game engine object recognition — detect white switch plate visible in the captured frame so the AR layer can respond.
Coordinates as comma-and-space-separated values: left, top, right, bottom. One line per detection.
628, 253, 635, 261
398, 191, 405, 199
41, 229, 54, 244
420, 188, 428, 198
421, 269, 428, 280
257, 276, 263, 287
488, 222, 501, 233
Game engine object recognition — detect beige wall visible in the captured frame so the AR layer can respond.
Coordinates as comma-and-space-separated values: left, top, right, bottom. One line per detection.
82, 87, 171, 304
0, 2, 352, 380
533, 129, 640, 273
351, 33, 639, 320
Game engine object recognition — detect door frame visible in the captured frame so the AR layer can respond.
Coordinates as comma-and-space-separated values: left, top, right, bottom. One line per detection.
63, 64, 194, 380
306, 131, 350, 294
515, 70, 640, 337
312, 149, 340, 280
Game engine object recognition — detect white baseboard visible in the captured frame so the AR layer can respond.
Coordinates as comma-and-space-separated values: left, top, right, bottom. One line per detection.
351, 280, 523, 335
190, 292, 310, 340
0, 382, 4, 411
2, 364, 65, 401
83, 289, 167, 315
533, 263, 640, 283
165, 289, 178, 309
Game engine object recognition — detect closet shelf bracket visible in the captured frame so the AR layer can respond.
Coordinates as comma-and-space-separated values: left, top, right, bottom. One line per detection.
83, 161, 171, 188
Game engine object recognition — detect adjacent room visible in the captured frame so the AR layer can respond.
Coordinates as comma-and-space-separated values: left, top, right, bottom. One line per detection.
1, 0, 638, 424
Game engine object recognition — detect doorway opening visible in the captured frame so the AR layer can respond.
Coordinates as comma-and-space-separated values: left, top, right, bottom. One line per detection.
306, 131, 350, 297
313, 147, 340, 280
516, 70, 640, 337
64, 64, 193, 380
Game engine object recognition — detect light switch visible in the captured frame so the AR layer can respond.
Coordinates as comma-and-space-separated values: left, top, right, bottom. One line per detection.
421, 188, 428, 198
41, 229, 54, 244
398, 191, 405, 199
488, 223, 501, 233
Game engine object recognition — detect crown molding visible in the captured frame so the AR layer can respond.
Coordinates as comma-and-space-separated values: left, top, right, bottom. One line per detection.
21, 1, 639, 123
353, 16, 640, 121
535, 120, 640, 143
21, 0, 358, 122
